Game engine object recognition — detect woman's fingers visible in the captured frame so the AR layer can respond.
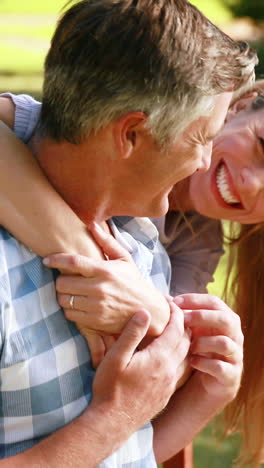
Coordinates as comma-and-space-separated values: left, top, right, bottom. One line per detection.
173, 293, 244, 399
60, 290, 127, 334
175, 294, 242, 341
89, 222, 131, 261
191, 335, 242, 363
175, 293, 231, 312
58, 291, 101, 308
103, 334, 117, 353
184, 308, 243, 345
43, 252, 100, 276
190, 356, 236, 386
56, 275, 103, 295
42, 222, 132, 274
78, 328, 106, 368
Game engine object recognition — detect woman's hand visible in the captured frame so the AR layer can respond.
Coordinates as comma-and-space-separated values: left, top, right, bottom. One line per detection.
174, 293, 244, 402
43, 222, 170, 337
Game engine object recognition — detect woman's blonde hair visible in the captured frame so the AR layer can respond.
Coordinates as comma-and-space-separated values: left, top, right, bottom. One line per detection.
222, 80, 264, 467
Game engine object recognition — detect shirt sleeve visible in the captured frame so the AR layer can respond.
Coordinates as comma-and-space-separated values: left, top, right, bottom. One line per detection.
0, 92, 41, 143
154, 212, 224, 296
0, 230, 11, 353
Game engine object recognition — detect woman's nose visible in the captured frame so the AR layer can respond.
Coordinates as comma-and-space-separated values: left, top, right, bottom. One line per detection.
239, 167, 264, 198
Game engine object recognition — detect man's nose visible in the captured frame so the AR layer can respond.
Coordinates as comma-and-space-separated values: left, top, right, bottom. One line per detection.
197, 142, 213, 172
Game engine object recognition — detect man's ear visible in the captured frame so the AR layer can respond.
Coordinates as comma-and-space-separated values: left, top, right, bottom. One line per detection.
225, 92, 258, 123
113, 111, 148, 159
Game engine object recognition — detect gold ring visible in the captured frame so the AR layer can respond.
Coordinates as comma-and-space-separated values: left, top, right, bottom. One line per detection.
69, 295, 75, 309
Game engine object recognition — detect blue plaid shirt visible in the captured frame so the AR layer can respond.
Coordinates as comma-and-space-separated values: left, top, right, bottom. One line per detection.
0, 93, 171, 467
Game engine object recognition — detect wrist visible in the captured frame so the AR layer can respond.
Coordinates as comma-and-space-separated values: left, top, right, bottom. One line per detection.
148, 294, 170, 336
190, 373, 231, 412
87, 400, 133, 454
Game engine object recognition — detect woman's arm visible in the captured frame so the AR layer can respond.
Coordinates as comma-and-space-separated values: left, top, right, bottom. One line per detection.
0, 99, 103, 259
0, 96, 15, 128
153, 293, 244, 463
0, 98, 170, 335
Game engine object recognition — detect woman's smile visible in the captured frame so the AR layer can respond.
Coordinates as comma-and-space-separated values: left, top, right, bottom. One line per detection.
214, 161, 243, 209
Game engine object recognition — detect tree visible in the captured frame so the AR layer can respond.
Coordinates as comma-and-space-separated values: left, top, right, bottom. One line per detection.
223, 0, 264, 22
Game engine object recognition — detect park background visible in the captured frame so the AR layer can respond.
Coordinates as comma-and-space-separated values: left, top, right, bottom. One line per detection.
0, 0, 263, 466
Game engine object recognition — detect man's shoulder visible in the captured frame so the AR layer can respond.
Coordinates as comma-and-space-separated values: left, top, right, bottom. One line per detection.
0, 226, 36, 264
112, 216, 159, 250
0, 227, 53, 300
0, 226, 20, 268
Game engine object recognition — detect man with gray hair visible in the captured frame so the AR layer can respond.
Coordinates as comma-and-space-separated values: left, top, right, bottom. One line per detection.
0, 0, 257, 466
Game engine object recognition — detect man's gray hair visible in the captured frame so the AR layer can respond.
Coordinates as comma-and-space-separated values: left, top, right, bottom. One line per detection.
40, 0, 257, 147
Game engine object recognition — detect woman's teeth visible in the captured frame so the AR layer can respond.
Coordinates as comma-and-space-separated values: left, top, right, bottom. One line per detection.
216, 163, 240, 205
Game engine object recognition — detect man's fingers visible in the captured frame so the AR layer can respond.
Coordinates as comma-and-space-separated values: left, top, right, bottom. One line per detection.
104, 310, 151, 369
89, 222, 131, 262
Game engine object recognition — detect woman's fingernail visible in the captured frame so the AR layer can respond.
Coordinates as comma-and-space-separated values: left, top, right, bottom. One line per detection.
165, 295, 173, 303
43, 257, 50, 266
94, 223, 107, 236
184, 312, 191, 323
174, 296, 184, 305
94, 222, 101, 230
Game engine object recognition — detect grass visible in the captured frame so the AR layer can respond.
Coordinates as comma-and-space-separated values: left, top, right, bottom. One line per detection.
194, 423, 245, 468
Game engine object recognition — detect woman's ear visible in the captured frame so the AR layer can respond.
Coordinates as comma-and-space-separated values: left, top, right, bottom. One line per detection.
225, 92, 258, 123
113, 111, 147, 159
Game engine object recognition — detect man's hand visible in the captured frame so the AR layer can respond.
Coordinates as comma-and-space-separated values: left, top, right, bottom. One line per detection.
2, 304, 189, 468
90, 302, 191, 433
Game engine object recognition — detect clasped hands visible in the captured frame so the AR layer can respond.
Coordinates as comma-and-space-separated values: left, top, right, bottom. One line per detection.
43, 222, 244, 403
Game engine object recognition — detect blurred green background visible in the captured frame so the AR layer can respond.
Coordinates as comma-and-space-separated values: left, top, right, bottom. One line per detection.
0, 0, 263, 96
0, 1, 263, 466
